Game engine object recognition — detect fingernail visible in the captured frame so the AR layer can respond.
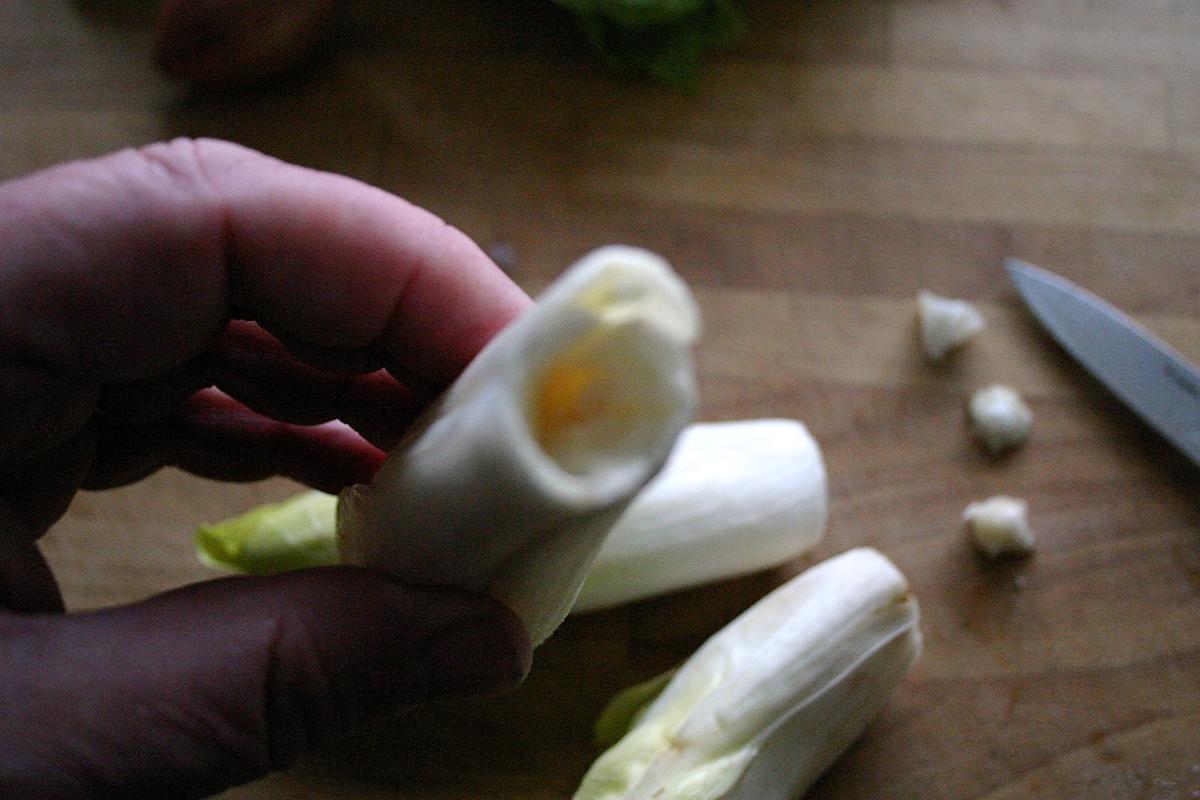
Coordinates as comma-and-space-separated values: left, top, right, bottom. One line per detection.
425, 613, 532, 699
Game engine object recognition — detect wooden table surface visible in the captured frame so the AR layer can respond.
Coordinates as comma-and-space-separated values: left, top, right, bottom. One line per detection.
5, 1, 1200, 798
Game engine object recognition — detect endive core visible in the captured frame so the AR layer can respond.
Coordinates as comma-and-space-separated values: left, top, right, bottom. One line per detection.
530, 329, 670, 478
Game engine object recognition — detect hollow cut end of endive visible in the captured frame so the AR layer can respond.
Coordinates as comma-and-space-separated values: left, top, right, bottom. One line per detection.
519, 246, 700, 493
573, 547, 921, 800
335, 245, 700, 644
572, 418, 828, 613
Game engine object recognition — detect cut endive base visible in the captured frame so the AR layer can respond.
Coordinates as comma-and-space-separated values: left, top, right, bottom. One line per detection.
196, 417, 826, 615
573, 418, 827, 613
573, 547, 921, 800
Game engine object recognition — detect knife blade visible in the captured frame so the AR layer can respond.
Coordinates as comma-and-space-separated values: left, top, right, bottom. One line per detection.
1005, 258, 1200, 468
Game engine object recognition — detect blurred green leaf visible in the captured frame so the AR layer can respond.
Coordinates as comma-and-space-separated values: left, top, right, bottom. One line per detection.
554, 0, 745, 86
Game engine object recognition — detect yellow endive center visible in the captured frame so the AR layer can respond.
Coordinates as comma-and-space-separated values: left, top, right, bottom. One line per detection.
534, 355, 606, 452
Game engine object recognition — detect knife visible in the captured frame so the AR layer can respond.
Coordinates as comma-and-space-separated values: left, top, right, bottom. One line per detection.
1005, 258, 1200, 468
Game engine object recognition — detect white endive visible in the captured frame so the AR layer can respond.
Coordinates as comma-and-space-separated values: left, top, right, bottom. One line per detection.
572, 419, 827, 613
574, 548, 921, 800
337, 245, 699, 643
196, 418, 826, 615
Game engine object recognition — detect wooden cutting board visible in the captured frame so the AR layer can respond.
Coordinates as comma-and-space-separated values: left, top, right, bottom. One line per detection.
4, 1, 1199, 798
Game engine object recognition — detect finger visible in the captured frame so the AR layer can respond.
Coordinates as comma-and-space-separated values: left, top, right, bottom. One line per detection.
1, 431, 96, 538
170, 392, 385, 490
0, 362, 98, 464
92, 321, 417, 448
94, 356, 213, 425
0, 531, 63, 613
83, 390, 385, 493
0, 138, 531, 387
87, 321, 414, 491
0, 569, 531, 799
210, 321, 423, 449
155, 0, 336, 84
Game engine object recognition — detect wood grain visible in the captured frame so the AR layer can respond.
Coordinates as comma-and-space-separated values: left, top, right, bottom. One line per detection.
891, 0, 1200, 78
1173, 82, 1200, 151
2, 1, 1199, 799
603, 63, 1172, 149
578, 141, 1200, 235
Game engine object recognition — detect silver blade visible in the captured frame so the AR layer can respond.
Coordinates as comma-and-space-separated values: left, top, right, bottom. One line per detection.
1005, 258, 1200, 468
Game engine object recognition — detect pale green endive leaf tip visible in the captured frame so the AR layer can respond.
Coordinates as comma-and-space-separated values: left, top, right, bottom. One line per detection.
196, 490, 337, 574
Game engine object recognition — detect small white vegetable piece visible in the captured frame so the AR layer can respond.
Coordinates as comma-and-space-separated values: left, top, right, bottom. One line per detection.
963, 495, 1036, 558
338, 245, 700, 644
573, 548, 922, 800
968, 384, 1033, 454
572, 419, 828, 613
917, 290, 985, 360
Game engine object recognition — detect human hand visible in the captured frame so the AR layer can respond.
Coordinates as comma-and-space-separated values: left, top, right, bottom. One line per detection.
0, 138, 533, 799
155, 0, 336, 84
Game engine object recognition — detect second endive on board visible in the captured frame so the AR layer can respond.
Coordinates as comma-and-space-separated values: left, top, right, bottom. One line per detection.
197, 417, 829, 619
574, 547, 921, 800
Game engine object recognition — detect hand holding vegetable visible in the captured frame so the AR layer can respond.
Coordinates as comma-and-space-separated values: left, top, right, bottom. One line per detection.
0, 139, 532, 799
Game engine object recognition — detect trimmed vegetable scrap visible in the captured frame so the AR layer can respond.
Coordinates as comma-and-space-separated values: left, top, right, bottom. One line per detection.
917, 290, 986, 360
964, 495, 1036, 558
968, 384, 1033, 454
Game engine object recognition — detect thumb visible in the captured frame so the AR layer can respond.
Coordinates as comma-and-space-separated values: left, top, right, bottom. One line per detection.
0, 567, 530, 800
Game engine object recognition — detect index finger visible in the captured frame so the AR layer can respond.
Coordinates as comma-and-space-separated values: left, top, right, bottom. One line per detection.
0, 138, 531, 384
